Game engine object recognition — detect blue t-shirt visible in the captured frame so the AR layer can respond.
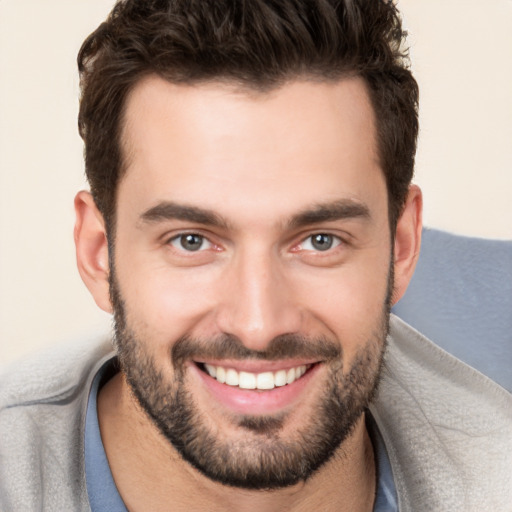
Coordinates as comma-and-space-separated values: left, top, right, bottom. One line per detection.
85, 360, 128, 512
85, 360, 397, 511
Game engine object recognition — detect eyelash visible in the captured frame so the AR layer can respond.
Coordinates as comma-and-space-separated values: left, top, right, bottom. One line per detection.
168, 233, 214, 252
296, 233, 343, 253
167, 232, 344, 254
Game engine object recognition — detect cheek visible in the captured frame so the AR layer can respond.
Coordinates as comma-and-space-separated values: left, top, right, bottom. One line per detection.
116, 259, 221, 343
114, 229, 391, 364
292, 255, 391, 357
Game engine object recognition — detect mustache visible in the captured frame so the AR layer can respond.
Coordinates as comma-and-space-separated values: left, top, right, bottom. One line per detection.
171, 333, 342, 369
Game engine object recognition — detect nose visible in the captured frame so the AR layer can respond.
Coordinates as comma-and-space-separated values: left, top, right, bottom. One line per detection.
215, 248, 303, 352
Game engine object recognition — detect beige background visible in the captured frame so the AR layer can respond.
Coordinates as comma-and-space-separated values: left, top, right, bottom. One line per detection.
1, 0, 511, 365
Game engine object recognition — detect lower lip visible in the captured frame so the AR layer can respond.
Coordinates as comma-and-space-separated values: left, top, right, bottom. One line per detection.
191, 363, 321, 416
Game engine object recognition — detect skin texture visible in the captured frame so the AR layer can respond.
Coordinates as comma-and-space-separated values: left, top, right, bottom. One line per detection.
74, 76, 422, 511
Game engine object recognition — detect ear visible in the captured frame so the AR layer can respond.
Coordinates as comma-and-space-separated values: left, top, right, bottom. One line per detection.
74, 191, 112, 313
392, 185, 423, 305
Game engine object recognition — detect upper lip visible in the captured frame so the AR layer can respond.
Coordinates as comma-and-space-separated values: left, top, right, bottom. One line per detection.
193, 359, 320, 373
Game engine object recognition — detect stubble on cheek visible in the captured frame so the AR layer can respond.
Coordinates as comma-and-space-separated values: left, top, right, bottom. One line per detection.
112, 313, 387, 490
108, 259, 391, 490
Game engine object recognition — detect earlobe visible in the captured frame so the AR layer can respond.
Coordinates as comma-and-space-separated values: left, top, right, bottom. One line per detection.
392, 185, 423, 305
74, 191, 113, 313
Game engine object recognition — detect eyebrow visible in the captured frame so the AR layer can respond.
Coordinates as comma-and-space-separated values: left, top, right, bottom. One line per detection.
286, 199, 371, 230
139, 198, 371, 231
139, 202, 230, 229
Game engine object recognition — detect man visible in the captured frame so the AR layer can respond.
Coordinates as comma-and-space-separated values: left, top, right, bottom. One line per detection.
0, 1, 510, 511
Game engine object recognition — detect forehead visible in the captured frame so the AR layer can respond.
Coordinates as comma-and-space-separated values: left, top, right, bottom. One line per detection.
117, 76, 385, 227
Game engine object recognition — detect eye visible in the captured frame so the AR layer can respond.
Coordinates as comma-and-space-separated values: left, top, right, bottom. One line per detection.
300, 233, 342, 252
169, 233, 212, 252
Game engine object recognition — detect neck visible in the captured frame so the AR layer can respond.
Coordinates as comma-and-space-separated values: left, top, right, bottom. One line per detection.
98, 373, 376, 512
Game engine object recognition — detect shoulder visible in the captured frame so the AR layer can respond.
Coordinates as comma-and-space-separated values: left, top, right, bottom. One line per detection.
0, 335, 113, 409
371, 315, 512, 511
0, 335, 114, 511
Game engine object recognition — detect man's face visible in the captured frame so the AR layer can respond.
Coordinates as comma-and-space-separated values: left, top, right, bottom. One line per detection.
111, 76, 392, 488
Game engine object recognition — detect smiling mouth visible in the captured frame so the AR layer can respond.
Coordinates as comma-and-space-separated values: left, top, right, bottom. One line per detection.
197, 363, 314, 390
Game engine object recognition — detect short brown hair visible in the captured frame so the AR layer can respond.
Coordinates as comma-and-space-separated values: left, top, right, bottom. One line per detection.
78, 0, 419, 231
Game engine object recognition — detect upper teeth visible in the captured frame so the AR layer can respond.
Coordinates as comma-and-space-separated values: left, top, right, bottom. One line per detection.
204, 364, 309, 390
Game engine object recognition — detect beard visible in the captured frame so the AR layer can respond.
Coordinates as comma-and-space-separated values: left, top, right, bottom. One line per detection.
109, 270, 391, 490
